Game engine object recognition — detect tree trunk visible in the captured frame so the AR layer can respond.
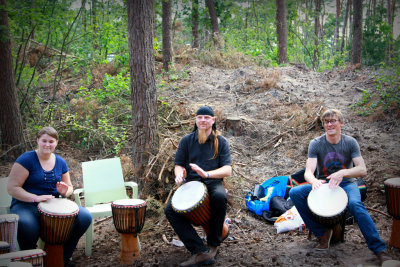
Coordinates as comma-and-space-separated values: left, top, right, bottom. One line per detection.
91, 0, 99, 51
351, 0, 363, 65
276, 0, 288, 64
191, 0, 199, 49
341, 0, 351, 52
334, 0, 341, 51
162, 0, 173, 72
313, 0, 321, 69
127, 0, 159, 181
372, 0, 376, 15
0, 0, 25, 160
387, 0, 393, 62
205, 0, 220, 47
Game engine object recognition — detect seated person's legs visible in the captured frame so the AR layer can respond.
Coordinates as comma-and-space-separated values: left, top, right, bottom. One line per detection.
63, 206, 92, 260
341, 181, 386, 254
165, 200, 207, 254
10, 202, 40, 250
207, 181, 227, 247
290, 184, 327, 237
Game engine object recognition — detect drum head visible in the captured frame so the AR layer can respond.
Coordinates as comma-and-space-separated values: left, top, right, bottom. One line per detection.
112, 199, 146, 207
384, 177, 400, 187
0, 249, 45, 260
307, 184, 348, 217
0, 214, 19, 223
0, 241, 10, 248
38, 198, 79, 215
171, 181, 206, 212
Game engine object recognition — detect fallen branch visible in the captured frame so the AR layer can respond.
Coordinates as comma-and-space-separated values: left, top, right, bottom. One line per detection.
366, 207, 391, 218
94, 216, 111, 225
257, 131, 289, 152
164, 185, 178, 205
27, 38, 78, 58
234, 168, 257, 183
158, 155, 171, 181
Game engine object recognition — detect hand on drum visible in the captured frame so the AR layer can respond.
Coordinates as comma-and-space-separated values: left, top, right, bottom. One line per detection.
175, 169, 187, 186
35, 195, 55, 203
311, 179, 326, 190
326, 171, 344, 189
189, 163, 207, 178
56, 181, 69, 196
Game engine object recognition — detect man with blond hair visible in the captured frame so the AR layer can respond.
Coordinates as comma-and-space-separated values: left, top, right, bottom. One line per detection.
289, 109, 391, 265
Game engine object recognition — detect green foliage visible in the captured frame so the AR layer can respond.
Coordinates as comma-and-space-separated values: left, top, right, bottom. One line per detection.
351, 64, 400, 116
5, 0, 399, 157
66, 72, 131, 153
25, 70, 132, 155
362, 4, 392, 66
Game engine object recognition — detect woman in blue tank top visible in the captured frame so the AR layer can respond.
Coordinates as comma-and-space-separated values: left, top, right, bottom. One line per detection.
7, 127, 92, 267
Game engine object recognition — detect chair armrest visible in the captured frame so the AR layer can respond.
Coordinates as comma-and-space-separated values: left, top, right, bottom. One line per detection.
124, 181, 138, 199
73, 188, 84, 206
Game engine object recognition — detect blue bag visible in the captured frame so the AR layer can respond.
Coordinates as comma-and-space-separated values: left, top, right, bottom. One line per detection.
245, 176, 289, 216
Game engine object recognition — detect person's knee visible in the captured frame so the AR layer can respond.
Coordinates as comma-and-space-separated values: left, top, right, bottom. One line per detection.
164, 203, 174, 219
17, 212, 39, 231
210, 190, 227, 203
78, 207, 92, 229
348, 199, 364, 213
289, 187, 300, 199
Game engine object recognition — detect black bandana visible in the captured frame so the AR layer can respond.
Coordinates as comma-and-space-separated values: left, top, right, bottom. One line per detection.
196, 106, 214, 117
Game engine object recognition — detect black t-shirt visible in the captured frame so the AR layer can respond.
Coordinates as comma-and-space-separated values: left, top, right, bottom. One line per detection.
175, 130, 231, 184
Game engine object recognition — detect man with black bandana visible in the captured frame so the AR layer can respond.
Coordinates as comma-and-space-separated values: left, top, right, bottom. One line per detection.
165, 105, 232, 267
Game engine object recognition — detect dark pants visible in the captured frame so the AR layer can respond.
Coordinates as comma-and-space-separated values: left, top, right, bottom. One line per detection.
11, 201, 92, 260
165, 180, 227, 254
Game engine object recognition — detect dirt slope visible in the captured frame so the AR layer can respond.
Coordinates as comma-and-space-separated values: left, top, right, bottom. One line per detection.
70, 64, 400, 267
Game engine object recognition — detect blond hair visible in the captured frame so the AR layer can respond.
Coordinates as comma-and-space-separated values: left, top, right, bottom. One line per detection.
320, 109, 344, 123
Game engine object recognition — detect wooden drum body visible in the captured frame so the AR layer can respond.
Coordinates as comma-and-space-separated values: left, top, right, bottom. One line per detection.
171, 181, 229, 241
111, 199, 147, 266
384, 177, 400, 248
307, 184, 348, 244
0, 249, 47, 267
0, 241, 10, 254
0, 214, 19, 252
38, 198, 79, 267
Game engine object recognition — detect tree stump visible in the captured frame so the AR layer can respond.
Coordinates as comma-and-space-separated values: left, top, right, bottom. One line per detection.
225, 117, 243, 136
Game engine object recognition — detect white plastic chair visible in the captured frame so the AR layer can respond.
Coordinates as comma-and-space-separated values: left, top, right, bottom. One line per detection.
73, 157, 138, 256
0, 177, 11, 215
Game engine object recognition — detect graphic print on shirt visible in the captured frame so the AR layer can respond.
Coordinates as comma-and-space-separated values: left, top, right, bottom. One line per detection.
323, 152, 346, 177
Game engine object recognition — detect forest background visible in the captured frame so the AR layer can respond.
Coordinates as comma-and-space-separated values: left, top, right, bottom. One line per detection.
1, 0, 399, 180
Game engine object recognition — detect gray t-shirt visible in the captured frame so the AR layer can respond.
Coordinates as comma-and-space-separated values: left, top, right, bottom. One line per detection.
308, 134, 361, 181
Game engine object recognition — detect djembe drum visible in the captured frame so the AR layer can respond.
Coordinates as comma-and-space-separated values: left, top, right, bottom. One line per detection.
111, 199, 147, 265
0, 214, 19, 252
0, 249, 47, 267
307, 184, 348, 244
38, 198, 79, 267
171, 181, 229, 241
0, 241, 10, 254
384, 177, 400, 248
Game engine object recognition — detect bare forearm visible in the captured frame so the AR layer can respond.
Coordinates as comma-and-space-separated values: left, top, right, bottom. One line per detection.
207, 165, 232, 179
8, 186, 38, 203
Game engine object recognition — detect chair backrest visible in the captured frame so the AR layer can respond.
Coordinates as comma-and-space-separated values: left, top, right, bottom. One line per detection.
81, 157, 128, 207
0, 177, 11, 214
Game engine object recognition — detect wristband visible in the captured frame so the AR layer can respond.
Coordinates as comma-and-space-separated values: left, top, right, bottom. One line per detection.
32, 196, 37, 203
207, 172, 210, 178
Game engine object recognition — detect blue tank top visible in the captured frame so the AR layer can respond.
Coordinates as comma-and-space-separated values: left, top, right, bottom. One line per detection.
11, 150, 69, 208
